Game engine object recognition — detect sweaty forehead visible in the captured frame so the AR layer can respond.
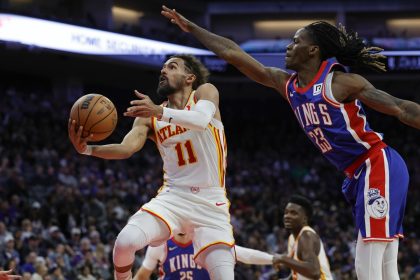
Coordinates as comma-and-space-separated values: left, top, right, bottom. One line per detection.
164, 57, 185, 67
294, 28, 312, 42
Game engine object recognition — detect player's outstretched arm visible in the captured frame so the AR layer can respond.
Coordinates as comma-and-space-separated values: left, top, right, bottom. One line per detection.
133, 245, 163, 280
273, 231, 321, 279
133, 266, 153, 280
125, 86, 218, 131
0, 270, 21, 280
69, 116, 151, 159
161, 5, 290, 98
334, 72, 420, 129
234, 245, 274, 265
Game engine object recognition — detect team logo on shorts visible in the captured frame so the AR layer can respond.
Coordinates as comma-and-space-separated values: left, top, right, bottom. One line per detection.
366, 188, 388, 219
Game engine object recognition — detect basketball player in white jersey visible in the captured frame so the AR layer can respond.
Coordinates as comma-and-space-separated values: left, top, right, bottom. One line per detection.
273, 195, 333, 280
69, 54, 235, 279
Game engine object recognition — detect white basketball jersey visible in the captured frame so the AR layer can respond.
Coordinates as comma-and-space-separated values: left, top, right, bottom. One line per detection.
151, 92, 227, 189
287, 226, 333, 280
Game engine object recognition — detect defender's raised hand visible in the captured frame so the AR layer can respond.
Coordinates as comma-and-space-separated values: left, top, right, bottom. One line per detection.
124, 90, 163, 118
161, 5, 191, 33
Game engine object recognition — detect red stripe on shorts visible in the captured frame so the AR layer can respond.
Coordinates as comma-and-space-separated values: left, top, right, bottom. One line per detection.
369, 152, 387, 238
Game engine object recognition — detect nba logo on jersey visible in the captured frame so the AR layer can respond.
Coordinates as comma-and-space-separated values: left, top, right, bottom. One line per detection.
313, 83, 323, 95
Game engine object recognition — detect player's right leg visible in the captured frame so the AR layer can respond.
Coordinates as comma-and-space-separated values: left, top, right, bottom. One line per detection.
113, 211, 170, 280
201, 244, 235, 280
349, 147, 408, 279
355, 232, 386, 280
382, 239, 399, 280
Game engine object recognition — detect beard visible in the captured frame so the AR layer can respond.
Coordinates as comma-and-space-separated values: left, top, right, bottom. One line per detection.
156, 76, 185, 97
157, 83, 176, 97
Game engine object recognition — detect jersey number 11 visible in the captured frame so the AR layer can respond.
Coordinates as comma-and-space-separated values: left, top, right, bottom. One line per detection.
175, 140, 198, 166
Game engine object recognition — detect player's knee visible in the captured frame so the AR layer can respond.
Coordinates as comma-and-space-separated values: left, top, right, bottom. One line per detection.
114, 225, 148, 258
202, 245, 235, 271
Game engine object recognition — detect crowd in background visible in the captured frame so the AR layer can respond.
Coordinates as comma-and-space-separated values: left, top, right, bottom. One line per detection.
0, 79, 419, 280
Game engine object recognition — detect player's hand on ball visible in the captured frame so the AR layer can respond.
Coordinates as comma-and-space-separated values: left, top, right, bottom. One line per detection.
124, 90, 163, 118
161, 5, 191, 33
68, 119, 94, 154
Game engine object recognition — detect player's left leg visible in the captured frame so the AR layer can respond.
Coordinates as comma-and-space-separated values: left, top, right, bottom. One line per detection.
382, 239, 399, 280
188, 187, 235, 279
201, 244, 235, 280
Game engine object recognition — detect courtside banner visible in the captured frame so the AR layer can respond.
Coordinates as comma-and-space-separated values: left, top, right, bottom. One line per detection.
0, 13, 211, 56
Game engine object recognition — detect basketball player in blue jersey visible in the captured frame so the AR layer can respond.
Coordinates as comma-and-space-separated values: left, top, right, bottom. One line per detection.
69, 55, 236, 279
133, 232, 275, 280
162, 6, 420, 279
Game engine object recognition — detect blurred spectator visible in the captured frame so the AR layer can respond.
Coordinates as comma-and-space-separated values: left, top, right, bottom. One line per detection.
0, 236, 20, 269
77, 264, 96, 280
31, 260, 47, 280
20, 252, 37, 274
0, 223, 13, 250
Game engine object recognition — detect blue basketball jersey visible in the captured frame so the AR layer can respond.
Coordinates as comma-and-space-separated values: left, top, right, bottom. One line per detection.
285, 58, 386, 174
160, 238, 209, 280
285, 58, 408, 240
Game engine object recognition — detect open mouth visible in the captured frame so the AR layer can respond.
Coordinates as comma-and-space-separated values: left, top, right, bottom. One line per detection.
159, 76, 167, 84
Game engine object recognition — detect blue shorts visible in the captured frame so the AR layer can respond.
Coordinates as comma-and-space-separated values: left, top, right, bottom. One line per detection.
342, 146, 409, 241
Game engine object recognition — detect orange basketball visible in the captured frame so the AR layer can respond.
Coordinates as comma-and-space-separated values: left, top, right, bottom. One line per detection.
69, 94, 117, 142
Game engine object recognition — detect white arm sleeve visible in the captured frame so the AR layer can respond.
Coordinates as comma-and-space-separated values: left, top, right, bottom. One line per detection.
235, 245, 274, 265
142, 244, 165, 271
161, 100, 216, 131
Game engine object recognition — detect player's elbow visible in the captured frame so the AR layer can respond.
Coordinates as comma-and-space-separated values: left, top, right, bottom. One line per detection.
198, 116, 212, 131
120, 152, 134, 159
190, 122, 208, 132
188, 112, 212, 132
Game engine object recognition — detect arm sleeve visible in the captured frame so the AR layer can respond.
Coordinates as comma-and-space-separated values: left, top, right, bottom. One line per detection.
161, 100, 216, 131
142, 245, 165, 271
235, 245, 274, 265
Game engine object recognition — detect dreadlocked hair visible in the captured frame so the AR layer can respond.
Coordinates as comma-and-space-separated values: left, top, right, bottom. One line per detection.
170, 54, 210, 89
305, 21, 386, 72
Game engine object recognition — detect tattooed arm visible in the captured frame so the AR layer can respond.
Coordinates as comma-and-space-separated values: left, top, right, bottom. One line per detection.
332, 72, 420, 129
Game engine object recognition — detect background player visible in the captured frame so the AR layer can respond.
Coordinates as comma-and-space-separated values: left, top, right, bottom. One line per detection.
134, 232, 274, 280
273, 195, 332, 280
161, 6, 420, 279
69, 54, 236, 279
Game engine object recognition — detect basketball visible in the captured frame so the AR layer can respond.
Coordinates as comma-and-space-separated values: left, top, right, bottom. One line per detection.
69, 93, 118, 142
